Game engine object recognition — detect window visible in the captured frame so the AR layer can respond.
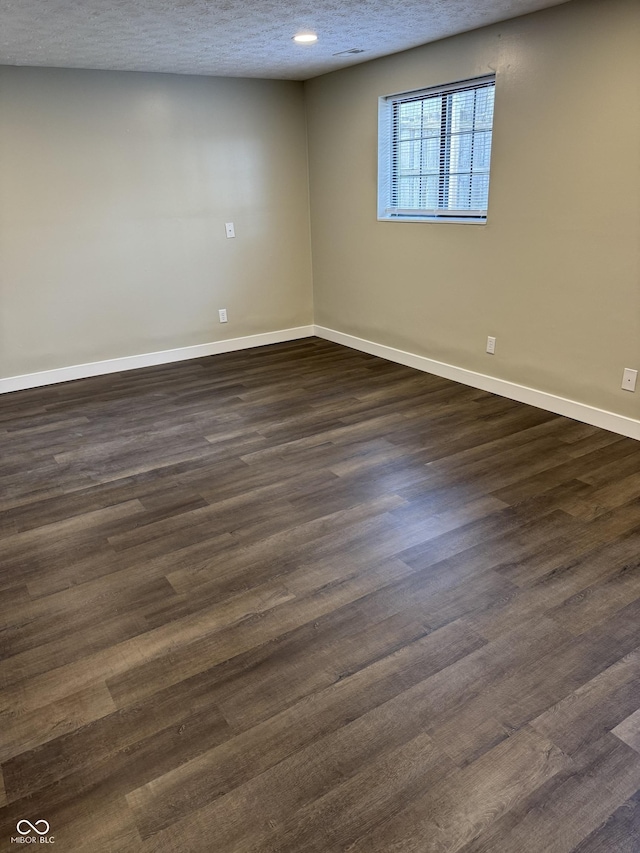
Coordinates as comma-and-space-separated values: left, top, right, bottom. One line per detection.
378, 75, 496, 223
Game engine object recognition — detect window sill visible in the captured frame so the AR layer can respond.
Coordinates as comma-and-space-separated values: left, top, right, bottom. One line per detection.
377, 215, 487, 225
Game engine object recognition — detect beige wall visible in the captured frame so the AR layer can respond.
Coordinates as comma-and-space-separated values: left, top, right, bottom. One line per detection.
2, 0, 640, 421
0, 67, 313, 378
305, 0, 640, 418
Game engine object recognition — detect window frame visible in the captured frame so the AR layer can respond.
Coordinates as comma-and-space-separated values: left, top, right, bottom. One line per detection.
377, 74, 496, 225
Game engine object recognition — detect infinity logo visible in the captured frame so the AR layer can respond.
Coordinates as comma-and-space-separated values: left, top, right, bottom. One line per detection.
16, 820, 50, 836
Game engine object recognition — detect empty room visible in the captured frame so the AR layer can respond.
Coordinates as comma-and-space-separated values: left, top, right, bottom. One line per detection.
1, 0, 640, 849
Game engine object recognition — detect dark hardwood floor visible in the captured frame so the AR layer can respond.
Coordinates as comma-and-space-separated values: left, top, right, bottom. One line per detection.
1, 337, 640, 852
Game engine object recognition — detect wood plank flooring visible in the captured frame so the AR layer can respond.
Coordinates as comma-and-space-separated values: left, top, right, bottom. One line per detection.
1, 336, 640, 852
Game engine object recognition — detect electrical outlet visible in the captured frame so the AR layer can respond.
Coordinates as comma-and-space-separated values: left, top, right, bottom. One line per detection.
225, 222, 235, 239
622, 368, 637, 392
218, 308, 228, 323
486, 336, 496, 355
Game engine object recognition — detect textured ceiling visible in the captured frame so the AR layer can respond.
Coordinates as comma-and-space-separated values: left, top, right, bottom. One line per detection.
0, 0, 572, 81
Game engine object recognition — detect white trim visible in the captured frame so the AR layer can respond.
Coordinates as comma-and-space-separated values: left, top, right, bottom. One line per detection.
0, 326, 315, 394
314, 325, 640, 441
4, 323, 639, 442
377, 215, 487, 225
382, 74, 497, 104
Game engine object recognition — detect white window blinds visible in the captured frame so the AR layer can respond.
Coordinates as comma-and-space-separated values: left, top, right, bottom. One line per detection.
378, 75, 496, 222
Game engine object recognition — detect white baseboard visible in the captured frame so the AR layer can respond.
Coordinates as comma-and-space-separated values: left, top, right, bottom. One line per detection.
4, 323, 639, 441
0, 326, 315, 395
314, 325, 640, 441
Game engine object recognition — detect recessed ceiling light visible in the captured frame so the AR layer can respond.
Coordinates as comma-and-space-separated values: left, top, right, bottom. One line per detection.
293, 33, 318, 45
